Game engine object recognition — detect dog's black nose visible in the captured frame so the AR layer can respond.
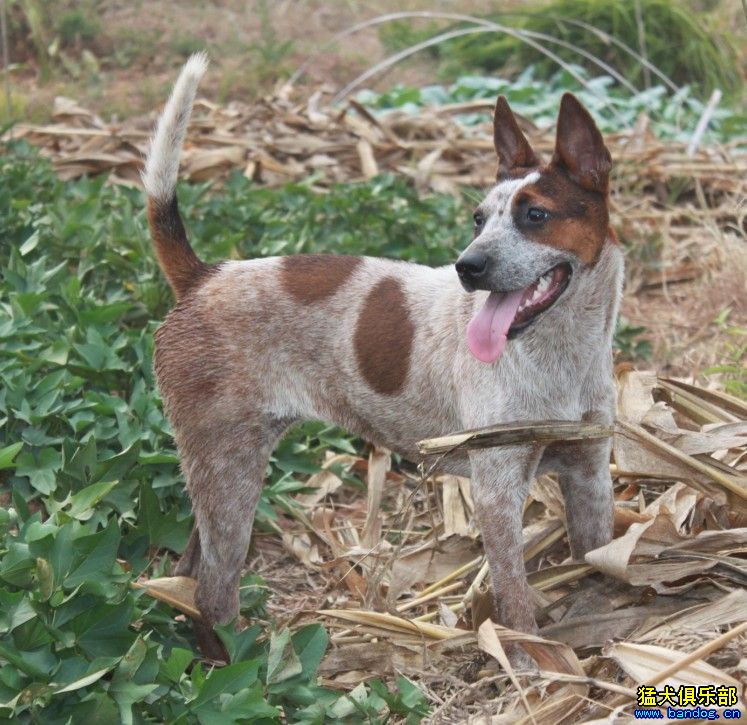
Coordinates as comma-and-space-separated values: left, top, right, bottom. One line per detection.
455, 251, 489, 288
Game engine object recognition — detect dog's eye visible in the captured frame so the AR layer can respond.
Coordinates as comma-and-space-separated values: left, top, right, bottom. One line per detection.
473, 211, 485, 230
526, 207, 548, 224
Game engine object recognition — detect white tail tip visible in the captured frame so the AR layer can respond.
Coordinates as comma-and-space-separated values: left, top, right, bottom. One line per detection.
142, 52, 209, 201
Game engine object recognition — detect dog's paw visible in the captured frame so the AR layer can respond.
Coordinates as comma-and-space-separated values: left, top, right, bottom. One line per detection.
506, 645, 538, 675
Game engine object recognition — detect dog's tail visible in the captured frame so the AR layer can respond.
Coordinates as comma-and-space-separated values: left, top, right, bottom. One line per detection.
142, 52, 209, 299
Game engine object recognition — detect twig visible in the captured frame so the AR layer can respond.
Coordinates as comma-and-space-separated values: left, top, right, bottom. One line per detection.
633, 0, 651, 89
687, 89, 722, 157
462, 559, 490, 605
0, 0, 11, 137
418, 554, 482, 597
287, 11, 681, 96
645, 620, 747, 686
418, 420, 613, 457
396, 580, 464, 612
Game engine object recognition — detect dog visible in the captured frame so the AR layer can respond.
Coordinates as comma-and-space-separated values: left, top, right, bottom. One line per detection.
143, 53, 623, 663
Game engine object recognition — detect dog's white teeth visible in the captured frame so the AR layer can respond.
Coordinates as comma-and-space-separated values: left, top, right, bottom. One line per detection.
537, 275, 550, 293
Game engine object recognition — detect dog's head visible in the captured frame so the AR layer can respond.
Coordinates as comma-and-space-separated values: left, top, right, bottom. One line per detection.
456, 93, 613, 363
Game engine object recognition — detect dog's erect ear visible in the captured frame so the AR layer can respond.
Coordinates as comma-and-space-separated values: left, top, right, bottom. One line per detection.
552, 93, 611, 195
493, 96, 540, 175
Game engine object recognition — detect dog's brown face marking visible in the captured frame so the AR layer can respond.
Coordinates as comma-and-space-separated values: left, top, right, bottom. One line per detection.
512, 167, 609, 265
354, 277, 414, 395
280, 254, 362, 305
487, 92, 612, 267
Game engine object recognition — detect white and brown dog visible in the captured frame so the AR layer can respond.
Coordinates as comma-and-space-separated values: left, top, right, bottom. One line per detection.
143, 54, 623, 662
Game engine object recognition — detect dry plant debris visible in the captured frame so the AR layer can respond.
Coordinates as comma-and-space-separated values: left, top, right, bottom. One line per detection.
4, 91, 745, 248
138, 370, 747, 722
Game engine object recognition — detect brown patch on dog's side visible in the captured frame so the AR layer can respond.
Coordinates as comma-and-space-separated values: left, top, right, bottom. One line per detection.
513, 167, 609, 266
280, 254, 362, 305
354, 277, 414, 395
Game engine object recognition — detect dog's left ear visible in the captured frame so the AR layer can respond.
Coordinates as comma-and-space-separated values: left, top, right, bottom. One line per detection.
552, 93, 611, 195
493, 96, 541, 175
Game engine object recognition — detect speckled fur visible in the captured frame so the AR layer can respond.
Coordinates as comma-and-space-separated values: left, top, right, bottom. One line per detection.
145, 57, 623, 664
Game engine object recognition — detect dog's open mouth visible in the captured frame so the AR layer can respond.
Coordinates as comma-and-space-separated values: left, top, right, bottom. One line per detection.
466, 263, 572, 363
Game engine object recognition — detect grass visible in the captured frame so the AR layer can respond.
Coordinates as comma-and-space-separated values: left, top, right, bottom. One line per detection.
704, 309, 747, 399
378, 0, 743, 98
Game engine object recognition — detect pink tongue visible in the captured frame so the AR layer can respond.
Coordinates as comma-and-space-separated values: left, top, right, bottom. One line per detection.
466, 289, 525, 363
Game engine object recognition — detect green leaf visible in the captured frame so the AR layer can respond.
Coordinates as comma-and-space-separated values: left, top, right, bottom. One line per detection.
161, 647, 194, 684
266, 628, 302, 685
109, 680, 158, 725
66, 480, 118, 520
20, 230, 40, 255
215, 623, 261, 664
0, 589, 36, 633
0, 443, 23, 470
64, 518, 120, 588
191, 660, 261, 710
292, 624, 328, 680
138, 482, 192, 552
113, 635, 148, 682
91, 442, 140, 484
70, 598, 135, 658
54, 666, 115, 694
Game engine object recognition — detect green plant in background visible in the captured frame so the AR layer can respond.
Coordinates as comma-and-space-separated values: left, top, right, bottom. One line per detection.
705, 308, 747, 399
247, 0, 295, 85
355, 68, 747, 144
8, 0, 102, 82
614, 317, 653, 362
379, 0, 741, 98
55, 7, 100, 48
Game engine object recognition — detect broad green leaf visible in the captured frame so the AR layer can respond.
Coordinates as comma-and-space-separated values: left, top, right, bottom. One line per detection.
54, 666, 114, 694
65, 519, 120, 588
0, 589, 36, 633
113, 635, 148, 682
0, 443, 23, 470
190, 660, 260, 710
109, 680, 158, 725
292, 624, 328, 680
161, 647, 194, 684
266, 628, 302, 685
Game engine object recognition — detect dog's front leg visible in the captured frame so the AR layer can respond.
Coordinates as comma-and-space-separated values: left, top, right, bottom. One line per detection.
469, 446, 543, 643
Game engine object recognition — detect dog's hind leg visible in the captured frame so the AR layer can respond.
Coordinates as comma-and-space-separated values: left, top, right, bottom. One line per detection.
175, 415, 293, 658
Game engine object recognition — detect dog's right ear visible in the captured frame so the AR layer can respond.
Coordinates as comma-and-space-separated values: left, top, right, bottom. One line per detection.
493, 96, 540, 176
